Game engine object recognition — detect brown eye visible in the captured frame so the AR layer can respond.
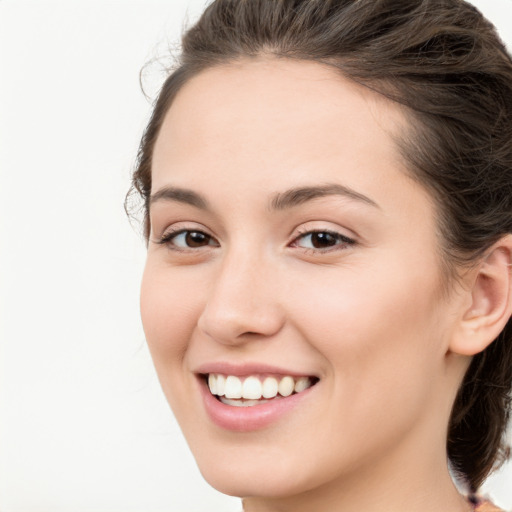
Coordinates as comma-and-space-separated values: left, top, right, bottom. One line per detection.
160, 230, 219, 249
292, 230, 356, 251
185, 231, 211, 247
310, 232, 338, 248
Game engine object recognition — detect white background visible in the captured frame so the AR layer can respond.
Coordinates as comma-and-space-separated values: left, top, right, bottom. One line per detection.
0, 1, 511, 511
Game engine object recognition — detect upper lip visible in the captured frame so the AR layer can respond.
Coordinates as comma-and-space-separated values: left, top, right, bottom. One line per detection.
194, 361, 318, 378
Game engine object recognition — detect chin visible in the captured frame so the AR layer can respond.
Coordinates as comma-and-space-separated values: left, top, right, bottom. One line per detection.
198, 463, 306, 498
192, 445, 328, 499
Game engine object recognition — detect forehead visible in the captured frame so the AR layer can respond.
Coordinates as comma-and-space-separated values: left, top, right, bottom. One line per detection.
152, 57, 410, 193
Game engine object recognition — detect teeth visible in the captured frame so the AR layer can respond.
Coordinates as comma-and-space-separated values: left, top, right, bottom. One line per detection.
262, 376, 279, 398
207, 373, 314, 402
294, 376, 310, 393
216, 374, 226, 396
224, 376, 242, 399
221, 398, 277, 407
208, 374, 217, 395
242, 376, 263, 399
278, 376, 294, 397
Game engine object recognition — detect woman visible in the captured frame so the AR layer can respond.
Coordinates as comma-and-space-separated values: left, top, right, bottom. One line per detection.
127, 0, 512, 510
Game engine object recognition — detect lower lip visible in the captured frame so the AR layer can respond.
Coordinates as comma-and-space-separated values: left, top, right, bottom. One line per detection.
199, 377, 316, 432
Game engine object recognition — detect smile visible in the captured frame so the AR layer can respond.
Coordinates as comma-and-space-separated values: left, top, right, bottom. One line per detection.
207, 374, 316, 407
196, 364, 320, 431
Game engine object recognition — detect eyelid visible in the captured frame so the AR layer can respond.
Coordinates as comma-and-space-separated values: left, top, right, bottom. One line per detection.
151, 222, 356, 253
152, 223, 220, 249
152, 220, 209, 240
290, 221, 357, 242
288, 225, 357, 253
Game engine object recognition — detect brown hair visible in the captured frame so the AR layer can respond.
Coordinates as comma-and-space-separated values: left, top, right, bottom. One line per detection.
127, 0, 512, 492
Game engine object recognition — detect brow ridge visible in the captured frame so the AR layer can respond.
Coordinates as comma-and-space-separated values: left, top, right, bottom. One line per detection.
270, 183, 379, 210
150, 186, 209, 210
149, 183, 379, 212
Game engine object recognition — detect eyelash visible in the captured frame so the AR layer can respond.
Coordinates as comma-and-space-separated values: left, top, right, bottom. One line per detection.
156, 228, 219, 251
156, 227, 356, 254
290, 228, 356, 253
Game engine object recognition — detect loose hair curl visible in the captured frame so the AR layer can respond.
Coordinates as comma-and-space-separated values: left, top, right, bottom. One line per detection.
127, 0, 512, 492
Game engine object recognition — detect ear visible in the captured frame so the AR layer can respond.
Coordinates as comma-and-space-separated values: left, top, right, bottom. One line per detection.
449, 235, 512, 356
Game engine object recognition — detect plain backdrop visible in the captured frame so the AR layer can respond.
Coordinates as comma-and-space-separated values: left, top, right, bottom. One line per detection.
0, 1, 511, 511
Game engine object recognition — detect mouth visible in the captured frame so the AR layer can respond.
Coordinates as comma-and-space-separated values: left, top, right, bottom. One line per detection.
203, 373, 320, 407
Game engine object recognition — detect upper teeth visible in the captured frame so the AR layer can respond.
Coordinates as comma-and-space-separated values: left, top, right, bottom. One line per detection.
208, 374, 313, 400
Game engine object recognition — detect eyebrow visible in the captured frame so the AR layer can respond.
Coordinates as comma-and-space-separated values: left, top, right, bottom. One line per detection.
149, 183, 379, 211
269, 184, 380, 211
150, 186, 210, 210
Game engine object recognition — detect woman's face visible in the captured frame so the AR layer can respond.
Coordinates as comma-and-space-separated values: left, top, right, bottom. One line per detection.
141, 59, 465, 499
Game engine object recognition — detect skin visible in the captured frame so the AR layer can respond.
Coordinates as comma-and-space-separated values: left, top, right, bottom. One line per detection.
140, 58, 512, 512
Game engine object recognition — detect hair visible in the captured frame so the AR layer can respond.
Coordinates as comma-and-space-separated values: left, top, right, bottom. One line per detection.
127, 0, 512, 493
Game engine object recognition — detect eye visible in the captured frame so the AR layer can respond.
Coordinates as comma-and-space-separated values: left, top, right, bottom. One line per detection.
291, 230, 355, 251
159, 229, 219, 250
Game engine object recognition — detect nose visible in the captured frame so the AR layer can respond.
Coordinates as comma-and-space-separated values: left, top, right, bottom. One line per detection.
197, 251, 285, 345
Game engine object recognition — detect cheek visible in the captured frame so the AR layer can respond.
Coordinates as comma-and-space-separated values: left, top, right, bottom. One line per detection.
290, 256, 443, 350
287, 258, 446, 435
140, 261, 204, 368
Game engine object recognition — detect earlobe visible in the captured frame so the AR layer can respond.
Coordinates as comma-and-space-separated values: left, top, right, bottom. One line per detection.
450, 236, 512, 356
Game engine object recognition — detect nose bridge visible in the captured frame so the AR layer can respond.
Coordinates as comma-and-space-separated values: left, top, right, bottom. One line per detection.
198, 245, 284, 343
